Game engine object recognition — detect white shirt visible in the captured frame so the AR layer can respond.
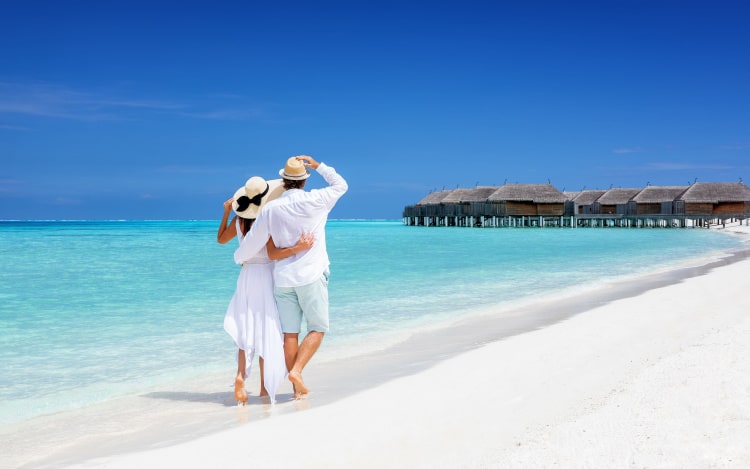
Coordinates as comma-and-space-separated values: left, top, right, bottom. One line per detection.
234, 162, 348, 287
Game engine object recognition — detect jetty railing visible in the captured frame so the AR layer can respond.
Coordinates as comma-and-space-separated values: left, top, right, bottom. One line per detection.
402, 209, 749, 228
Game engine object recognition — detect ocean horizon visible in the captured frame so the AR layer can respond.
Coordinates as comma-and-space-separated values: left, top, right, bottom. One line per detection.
0, 219, 747, 430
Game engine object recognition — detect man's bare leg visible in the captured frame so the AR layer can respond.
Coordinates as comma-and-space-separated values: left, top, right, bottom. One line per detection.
234, 349, 248, 405
288, 331, 324, 398
284, 333, 299, 393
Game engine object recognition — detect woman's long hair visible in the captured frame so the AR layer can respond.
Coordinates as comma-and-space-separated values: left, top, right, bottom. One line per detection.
239, 217, 255, 236
234, 192, 258, 236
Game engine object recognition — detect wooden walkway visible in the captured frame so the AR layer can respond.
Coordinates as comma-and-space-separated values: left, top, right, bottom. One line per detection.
403, 214, 749, 228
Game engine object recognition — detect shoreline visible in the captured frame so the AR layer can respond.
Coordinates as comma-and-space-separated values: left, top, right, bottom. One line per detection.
101, 224, 750, 468
6, 224, 750, 467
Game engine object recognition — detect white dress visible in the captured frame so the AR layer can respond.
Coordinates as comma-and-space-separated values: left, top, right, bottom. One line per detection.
223, 221, 286, 403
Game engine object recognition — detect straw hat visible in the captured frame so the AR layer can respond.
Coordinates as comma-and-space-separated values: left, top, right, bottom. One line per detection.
232, 177, 284, 219
279, 156, 310, 180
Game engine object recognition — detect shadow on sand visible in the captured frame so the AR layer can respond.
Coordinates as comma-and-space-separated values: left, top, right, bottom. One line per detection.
141, 390, 298, 408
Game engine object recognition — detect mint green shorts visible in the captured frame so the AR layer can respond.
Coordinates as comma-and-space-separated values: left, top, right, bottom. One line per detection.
274, 273, 329, 333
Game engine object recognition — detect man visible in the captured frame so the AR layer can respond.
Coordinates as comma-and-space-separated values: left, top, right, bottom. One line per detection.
234, 155, 348, 398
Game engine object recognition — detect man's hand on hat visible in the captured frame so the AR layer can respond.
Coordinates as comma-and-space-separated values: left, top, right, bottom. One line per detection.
296, 155, 319, 170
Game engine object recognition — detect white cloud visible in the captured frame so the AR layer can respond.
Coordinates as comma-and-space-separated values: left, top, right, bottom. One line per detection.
0, 81, 183, 121
177, 109, 265, 120
0, 123, 30, 131
0, 81, 266, 122
0, 178, 23, 193
717, 143, 750, 151
52, 197, 83, 205
612, 147, 644, 154
156, 165, 227, 174
645, 162, 733, 171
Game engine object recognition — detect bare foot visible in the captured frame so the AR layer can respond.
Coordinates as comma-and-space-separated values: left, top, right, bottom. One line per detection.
259, 388, 268, 398
288, 370, 309, 398
234, 376, 248, 405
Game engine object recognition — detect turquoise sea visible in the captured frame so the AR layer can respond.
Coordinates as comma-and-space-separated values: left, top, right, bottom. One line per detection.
0, 220, 746, 428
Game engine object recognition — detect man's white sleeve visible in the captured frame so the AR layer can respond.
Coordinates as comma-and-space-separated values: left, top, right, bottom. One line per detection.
316, 162, 348, 209
233, 214, 270, 264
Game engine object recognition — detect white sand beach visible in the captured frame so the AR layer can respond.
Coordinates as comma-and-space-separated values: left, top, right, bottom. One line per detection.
70, 224, 750, 469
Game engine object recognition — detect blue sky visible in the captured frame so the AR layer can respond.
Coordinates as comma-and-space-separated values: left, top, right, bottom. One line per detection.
1, 1, 748, 220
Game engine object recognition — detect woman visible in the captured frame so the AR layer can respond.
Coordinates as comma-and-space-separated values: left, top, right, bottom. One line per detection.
218, 176, 313, 404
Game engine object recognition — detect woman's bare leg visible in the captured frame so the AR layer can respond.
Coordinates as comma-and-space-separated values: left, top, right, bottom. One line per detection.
234, 349, 248, 404
259, 356, 268, 397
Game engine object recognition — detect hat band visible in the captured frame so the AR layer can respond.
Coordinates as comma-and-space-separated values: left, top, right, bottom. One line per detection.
236, 183, 269, 212
247, 183, 269, 206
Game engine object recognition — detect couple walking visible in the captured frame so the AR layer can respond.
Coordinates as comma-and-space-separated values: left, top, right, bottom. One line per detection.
218, 155, 348, 404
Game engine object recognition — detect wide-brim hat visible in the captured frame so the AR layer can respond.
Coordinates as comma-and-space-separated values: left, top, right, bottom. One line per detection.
279, 156, 310, 180
232, 177, 284, 219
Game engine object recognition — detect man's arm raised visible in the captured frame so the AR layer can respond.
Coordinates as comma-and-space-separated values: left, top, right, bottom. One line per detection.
297, 155, 348, 208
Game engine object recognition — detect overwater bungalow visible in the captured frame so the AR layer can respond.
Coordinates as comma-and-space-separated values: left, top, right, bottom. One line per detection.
442, 186, 502, 219
676, 182, 750, 218
630, 186, 688, 215
571, 190, 607, 215
415, 189, 453, 206
407, 189, 454, 221
483, 184, 570, 227
487, 184, 568, 216
594, 188, 642, 215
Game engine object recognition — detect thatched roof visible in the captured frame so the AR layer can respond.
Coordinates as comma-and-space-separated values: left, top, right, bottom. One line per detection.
596, 188, 642, 205
632, 186, 689, 203
411, 181, 750, 208
416, 190, 453, 205
677, 182, 750, 203
441, 186, 500, 203
488, 184, 568, 203
572, 190, 607, 205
